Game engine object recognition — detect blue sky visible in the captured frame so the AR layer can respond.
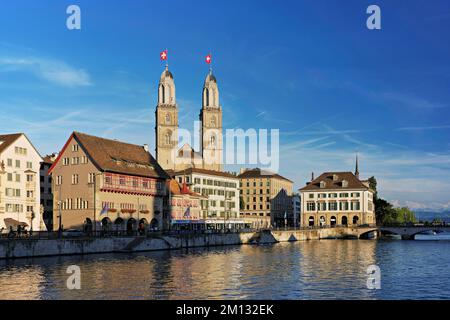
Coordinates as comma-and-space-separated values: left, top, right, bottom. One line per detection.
1, 0, 449, 210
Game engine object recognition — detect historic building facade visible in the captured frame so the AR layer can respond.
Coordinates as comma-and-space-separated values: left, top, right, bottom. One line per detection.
299, 166, 376, 227
48, 132, 170, 232
238, 168, 294, 228
0, 133, 44, 231
40, 154, 57, 231
155, 67, 223, 172
165, 179, 206, 230
167, 167, 242, 229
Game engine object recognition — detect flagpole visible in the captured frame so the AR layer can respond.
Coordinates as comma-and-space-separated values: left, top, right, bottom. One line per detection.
209, 49, 212, 74
166, 48, 169, 69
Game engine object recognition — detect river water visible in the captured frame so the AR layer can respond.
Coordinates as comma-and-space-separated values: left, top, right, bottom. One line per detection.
1, 238, 450, 300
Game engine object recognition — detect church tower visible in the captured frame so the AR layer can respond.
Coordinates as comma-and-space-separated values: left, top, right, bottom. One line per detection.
155, 66, 178, 170
200, 70, 223, 171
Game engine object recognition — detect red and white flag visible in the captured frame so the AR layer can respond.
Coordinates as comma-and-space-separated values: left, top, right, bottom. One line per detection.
205, 54, 212, 64
160, 50, 168, 61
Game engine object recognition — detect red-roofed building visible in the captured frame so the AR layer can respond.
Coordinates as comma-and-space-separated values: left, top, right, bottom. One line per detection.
48, 132, 170, 232
299, 162, 376, 228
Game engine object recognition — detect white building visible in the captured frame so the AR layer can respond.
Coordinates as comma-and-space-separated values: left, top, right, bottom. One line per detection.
299, 170, 375, 228
168, 167, 242, 229
0, 133, 44, 231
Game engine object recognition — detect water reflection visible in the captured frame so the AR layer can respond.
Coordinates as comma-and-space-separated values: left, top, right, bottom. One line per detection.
0, 240, 450, 300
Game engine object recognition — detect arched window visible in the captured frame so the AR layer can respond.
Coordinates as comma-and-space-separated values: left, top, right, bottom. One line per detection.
210, 135, 216, 147
165, 113, 171, 124
205, 88, 209, 106
210, 116, 216, 127
161, 85, 166, 104
165, 131, 172, 145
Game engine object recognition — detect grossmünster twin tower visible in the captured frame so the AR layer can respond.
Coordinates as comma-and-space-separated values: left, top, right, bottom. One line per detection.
155, 66, 224, 172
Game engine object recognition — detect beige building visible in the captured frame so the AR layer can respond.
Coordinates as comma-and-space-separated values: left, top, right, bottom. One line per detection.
167, 167, 242, 229
238, 168, 294, 228
48, 132, 170, 232
0, 133, 44, 231
299, 169, 376, 228
155, 67, 223, 172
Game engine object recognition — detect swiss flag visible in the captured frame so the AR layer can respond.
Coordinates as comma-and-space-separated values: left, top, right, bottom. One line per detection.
205, 54, 212, 64
160, 50, 168, 61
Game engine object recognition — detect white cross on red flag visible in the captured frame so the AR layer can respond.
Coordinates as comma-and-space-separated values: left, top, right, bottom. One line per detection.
205, 54, 212, 64
160, 50, 168, 61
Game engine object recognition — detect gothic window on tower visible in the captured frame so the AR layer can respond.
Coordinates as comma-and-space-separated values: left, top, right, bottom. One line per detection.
210, 135, 216, 147
205, 88, 209, 106
159, 85, 165, 104
210, 116, 216, 127
165, 131, 172, 146
165, 113, 171, 124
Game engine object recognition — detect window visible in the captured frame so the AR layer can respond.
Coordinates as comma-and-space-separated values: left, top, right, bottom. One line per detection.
15, 160, 20, 168
309, 194, 314, 199
165, 113, 171, 124
81, 156, 88, 164
71, 174, 79, 185
88, 173, 95, 184
72, 157, 80, 165
165, 132, 172, 145
329, 202, 338, 211
15, 174, 20, 182
307, 202, 316, 211
56, 176, 63, 185
27, 175, 33, 182
72, 144, 79, 152
7, 159, 12, 167
63, 158, 69, 166
26, 161, 32, 169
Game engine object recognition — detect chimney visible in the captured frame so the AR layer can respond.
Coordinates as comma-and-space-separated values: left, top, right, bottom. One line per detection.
311, 172, 314, 181
143, 144, 149, 152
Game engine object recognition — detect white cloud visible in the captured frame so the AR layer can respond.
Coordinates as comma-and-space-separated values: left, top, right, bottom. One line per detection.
0, 57, 91, 87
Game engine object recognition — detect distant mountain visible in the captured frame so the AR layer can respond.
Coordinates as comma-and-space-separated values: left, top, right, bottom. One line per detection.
414, 211, 450, 222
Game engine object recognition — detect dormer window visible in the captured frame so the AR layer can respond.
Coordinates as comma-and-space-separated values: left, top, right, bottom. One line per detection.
333, 174, 339, 181
342, 179, 348, 188
320, 181, 326, 188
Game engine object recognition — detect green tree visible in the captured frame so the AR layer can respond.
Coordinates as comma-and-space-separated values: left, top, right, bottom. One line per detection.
368, 176, 378, 199
375, 198, 395, 225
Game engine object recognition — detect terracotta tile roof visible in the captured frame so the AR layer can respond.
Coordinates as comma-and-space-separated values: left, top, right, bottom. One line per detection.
299, 171, 368, 191
169, 167, 238, 179
167, 179, 206, 198
0, 133, 23, 154
238, 168, 293, 183
73, 132, 170, 179
42, 154, 56, 165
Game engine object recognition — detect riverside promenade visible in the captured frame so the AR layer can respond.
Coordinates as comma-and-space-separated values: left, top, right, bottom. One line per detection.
0, 226, 378, 259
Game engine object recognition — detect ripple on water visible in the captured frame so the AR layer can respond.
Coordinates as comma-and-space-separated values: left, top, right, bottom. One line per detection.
1, 240, 450, 299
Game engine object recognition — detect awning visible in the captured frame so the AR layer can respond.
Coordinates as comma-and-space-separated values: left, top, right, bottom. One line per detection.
3, 218, 29, 228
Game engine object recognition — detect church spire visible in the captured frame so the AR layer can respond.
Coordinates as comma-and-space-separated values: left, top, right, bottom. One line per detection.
355, 153, 360, 180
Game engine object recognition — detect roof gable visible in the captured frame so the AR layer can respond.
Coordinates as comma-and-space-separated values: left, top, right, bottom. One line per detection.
300, 171, 367, 191
49, 132, 169, 179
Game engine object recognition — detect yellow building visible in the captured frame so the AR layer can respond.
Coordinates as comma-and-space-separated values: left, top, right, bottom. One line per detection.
48, 132, 170, 232
238, 168, 293, 228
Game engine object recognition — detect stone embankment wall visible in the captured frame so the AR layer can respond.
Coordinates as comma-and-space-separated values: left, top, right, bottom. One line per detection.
0, 227, 377, 259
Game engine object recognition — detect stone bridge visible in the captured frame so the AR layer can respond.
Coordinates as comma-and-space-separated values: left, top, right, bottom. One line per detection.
377, 226, 450, 240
